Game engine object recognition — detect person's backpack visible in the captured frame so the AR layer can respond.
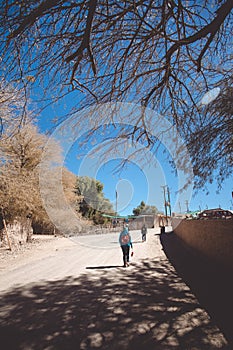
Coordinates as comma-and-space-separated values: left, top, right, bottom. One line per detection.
120, 232, 130, 245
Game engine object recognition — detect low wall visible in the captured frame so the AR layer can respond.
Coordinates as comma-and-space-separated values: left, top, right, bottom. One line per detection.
172, 218, 233, 268
129, 216, 155, 230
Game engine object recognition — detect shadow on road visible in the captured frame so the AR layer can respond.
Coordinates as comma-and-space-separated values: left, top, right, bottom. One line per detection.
0, 250, 230, 349
86, 265, 122, 269
160, 231, 233, 347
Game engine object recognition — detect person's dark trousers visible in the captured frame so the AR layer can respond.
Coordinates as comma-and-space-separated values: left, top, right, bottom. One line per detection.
121, 245, 130, 266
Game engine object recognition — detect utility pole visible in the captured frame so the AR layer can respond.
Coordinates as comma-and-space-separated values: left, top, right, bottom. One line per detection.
185, 200, 189, 213
161, 185, 172, 219
115, 190, 118, 217
161, 185, 168, 220
160, 185, 172, 232
178, 201, 181, 214
112, 190, 118, 229
167, 186, 172, 216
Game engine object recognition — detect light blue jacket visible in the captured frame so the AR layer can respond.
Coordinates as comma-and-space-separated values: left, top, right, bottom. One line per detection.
119, 228, 133, 248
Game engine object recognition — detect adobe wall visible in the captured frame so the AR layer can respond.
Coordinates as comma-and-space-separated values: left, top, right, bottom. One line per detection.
130, 216, 156, 230
172, 218, 233, 268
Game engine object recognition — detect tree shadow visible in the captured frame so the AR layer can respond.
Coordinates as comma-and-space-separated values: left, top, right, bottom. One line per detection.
86, 265, 122, 269
160, 232, 233, 347
0, 256, 229, 349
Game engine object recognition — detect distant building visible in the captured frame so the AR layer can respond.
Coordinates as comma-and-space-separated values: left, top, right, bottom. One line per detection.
197, 208, 233, 220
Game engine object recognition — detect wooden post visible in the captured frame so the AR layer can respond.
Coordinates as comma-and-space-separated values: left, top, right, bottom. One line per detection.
3, 218, 12, 251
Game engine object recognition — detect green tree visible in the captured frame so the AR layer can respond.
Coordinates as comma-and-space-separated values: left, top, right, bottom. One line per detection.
75, 176, 114, 223
133, 201, 158, 216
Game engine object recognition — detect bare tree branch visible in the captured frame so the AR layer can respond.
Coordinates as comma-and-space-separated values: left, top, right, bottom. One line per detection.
8, 0, 64, 39
66, 0, 98, 77
0, 0, 232, 188
165, 0, 233, 72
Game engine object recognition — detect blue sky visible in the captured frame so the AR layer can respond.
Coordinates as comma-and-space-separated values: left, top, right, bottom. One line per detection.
65, 142, 233, 215
3, 1, 229, 217
36, 93, 233, 216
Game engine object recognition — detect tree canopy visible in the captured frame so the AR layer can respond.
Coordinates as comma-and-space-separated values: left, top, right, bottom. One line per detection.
0, 122, 61, 222
75, 176, 115, 223
133, 200, 159, 216
0, 0, 232, 188
0, 114, 85, 230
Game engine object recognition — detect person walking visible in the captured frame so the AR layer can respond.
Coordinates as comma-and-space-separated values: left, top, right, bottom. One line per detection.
141, 224, 147, 242
119, 226, 133, 267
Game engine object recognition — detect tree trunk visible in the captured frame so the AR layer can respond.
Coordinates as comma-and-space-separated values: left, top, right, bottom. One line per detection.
0, 218, 33, 249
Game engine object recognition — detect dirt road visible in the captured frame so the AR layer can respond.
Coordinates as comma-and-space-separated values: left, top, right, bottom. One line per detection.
0, 228, 230, 349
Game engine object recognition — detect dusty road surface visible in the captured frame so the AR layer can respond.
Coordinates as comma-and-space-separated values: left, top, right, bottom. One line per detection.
0, 228, 230, 349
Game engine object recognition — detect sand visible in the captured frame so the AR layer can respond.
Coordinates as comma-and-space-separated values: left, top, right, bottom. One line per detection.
0, 228, 230, 349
